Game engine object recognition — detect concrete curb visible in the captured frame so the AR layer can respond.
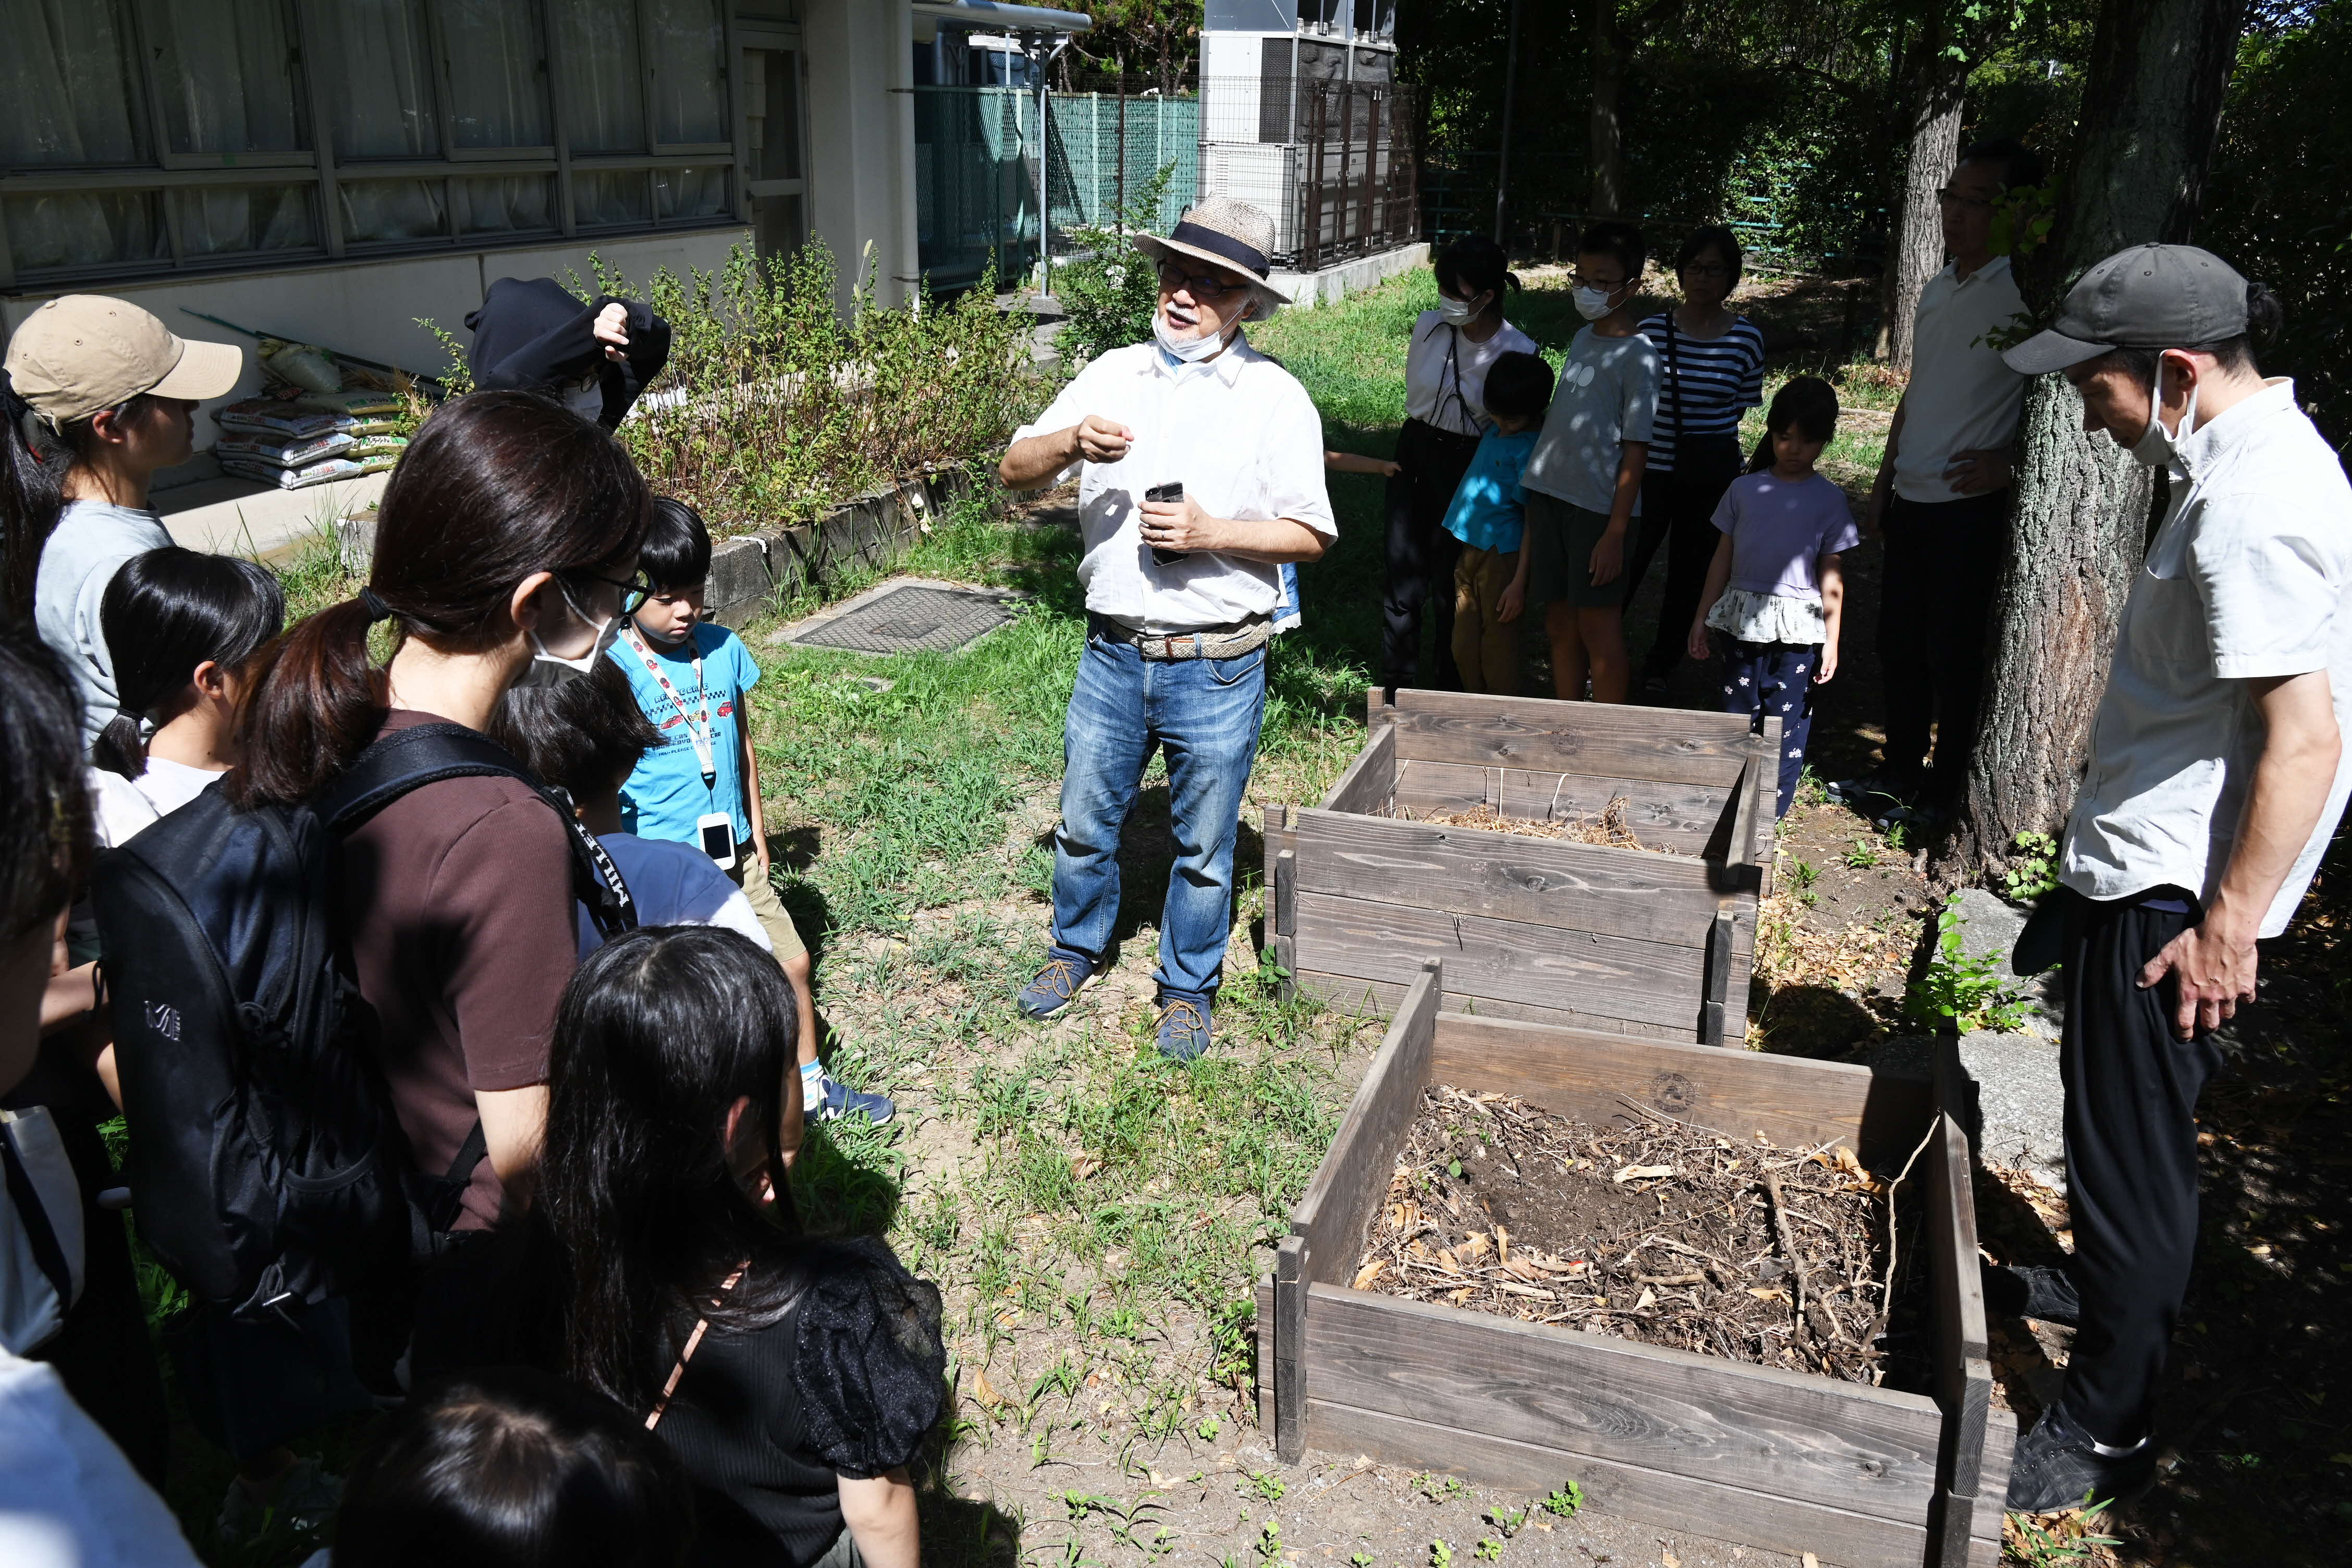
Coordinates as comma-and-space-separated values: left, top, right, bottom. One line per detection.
336, 466, 979, 629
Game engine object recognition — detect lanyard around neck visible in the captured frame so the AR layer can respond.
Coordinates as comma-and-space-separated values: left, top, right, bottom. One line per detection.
623, 624, 716, 781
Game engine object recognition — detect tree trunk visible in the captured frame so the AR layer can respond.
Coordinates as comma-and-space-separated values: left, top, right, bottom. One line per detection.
1877, 18, 1966, 369
1942, 0, 2250, 883
1587, 1, 1624, 215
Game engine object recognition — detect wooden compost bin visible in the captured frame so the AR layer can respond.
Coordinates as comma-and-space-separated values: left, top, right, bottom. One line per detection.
1264, 690, 1779, 1044
1255, 963, 2013, 1568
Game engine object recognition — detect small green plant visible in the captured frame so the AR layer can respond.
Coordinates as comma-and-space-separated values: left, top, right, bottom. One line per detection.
1247, 1471, 1287, 1502
1474, 1539, 1504, 1563
2005, 1493, 2121, 1566
1414, 1473, 1466, 1503
1256, 1520, 1283, 1561
1904, 893, 2031, 1032
1788, 858, 1819, 890
1351, 1554, 1376, 1567
1429, 1541, 1453, 1568
1196, 1413, 1222, 1441
2002, 830, 2060, 902
1483, 1506, 1526, 1538
1795, 765, 1828, 808
1845, 837, 1880, 870
1884, 818, 1913, 854
1247, 944, 1293, 997
1540, 1481, 1584, 1518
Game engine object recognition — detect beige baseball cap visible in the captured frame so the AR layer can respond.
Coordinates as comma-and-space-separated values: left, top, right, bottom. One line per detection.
3, 294, 243, 426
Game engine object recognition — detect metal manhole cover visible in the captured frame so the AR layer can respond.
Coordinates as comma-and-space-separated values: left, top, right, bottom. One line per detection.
790, 584, 1018, 655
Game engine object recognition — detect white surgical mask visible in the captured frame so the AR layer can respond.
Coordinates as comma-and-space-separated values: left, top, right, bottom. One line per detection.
1573, 286, 1617, 322
2128, 356, 2200, 470
516, 584, 621, 688
1154, 309, 1241, 364
1435, 292, 1484, 327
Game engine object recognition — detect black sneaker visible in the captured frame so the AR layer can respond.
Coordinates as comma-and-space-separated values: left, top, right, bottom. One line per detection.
1826, 771, 1914, 815
2004, 1401, 2155, 1513
1983, 1263, 2080, 1327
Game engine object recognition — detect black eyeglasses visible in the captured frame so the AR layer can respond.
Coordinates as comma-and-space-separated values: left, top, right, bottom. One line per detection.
568, 568, 652, 616
1568, 269, 1627, 293
1936, 187, 1995, 211
1682, 263, 1733, 280
1157, 260, 1246, 300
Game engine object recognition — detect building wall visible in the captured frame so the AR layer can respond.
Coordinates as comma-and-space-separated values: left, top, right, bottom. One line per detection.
1, 228, 745, 451
803, 0, 920, 313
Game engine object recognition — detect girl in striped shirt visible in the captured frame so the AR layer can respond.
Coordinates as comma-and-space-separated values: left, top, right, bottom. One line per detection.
1623, 226, 1766, 692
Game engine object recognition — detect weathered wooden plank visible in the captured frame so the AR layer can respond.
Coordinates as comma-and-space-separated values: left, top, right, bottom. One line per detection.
1305, 1400, 1936, 1568
1274, 1234, 1307, 1464
1927, 1109, 1994, 1568
1304, 1284, 1945, 1517
1378, 689, 1757, 787
1428, 1012, 1937, 1168
1977, 1409, 2017, 1521
1255, 1275, 1274, 1432
1272, 848, 1297, 937
1260, 802, 1292, 912
1273, 934, 1297, 1004
1291, 961, 1439, 1288
1293, 889, 1751, 1033
1318, 724, 1396, 816
1700, 909, 1733, 1045
1292, 807, 1741, 949
1391, 759, 1735, 855
1730, 752, 1762, 877
1292, 971, 1699, 1042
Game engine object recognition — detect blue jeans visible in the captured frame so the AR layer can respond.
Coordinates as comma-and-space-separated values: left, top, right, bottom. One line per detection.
1052, 619, 1270, 997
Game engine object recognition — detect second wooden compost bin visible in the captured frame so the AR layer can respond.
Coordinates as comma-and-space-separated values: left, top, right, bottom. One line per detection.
1265, 690, 1780, 1044
1255, 962, 2013, 1568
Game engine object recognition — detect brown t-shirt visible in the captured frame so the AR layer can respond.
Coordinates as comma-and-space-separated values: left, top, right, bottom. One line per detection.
335, 710, 577, 1230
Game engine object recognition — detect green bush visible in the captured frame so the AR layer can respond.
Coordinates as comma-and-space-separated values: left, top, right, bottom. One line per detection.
1050, 162, 1179, 369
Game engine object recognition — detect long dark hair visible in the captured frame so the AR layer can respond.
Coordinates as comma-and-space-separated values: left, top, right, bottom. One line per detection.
1, 374, 163, 620
333, 1367, 693, 1568
92, 547, 285, 780
541, 926, 805, 1411
0, 627, 92, 942
1747, 375, 1841, 473
230, 390, 650, 807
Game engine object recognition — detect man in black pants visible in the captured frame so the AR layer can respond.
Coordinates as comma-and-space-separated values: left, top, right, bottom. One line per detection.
1837, 138, 2042, 821
1993, 245, 2352, 1511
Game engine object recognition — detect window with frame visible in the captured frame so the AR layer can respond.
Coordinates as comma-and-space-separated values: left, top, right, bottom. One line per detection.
0, 0, 739, 288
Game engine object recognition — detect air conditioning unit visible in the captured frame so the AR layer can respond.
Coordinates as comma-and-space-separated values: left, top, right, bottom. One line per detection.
1201, 143, 1300, 254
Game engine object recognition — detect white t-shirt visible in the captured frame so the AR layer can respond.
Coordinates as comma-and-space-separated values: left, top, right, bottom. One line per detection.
32, 501, 173, 745
1891, 257, 2029, 504
88, 757, 222, 848
1013, 335, 1335, 633
2062, 380, 2352, 936
1404, 312, 1540, 437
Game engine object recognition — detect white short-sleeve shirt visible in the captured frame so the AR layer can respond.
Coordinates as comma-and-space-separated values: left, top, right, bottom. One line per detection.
1013, 336, 1334, 633
2062, 379, 2352, 936
1404, 312, 1540, 436
1892, 258, 2030, 504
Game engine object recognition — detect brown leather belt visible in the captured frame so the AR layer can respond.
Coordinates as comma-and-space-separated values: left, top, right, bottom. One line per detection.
1094, 615, 1272, 662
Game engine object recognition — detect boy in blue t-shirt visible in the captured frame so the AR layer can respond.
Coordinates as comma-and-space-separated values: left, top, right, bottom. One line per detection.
608, 498, 892, 1125
1442, 350, 1556, 694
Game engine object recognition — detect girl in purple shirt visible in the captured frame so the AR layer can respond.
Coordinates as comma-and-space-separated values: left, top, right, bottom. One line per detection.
1687, 377, 1860, 815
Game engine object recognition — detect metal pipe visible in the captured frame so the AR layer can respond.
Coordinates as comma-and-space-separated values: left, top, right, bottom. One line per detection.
911, 1, 1091, 31
1033, 32, 1074, 298
1492, 0, 1522, 245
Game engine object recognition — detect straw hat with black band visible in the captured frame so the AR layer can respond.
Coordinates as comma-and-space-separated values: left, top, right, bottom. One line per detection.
1130, 197, 1291, 316
4, 295, 242, 432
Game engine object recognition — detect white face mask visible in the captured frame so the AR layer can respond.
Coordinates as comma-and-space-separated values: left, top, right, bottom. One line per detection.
1573, 285, 1618, 322
2128, 356, 2200, 470
1435, 291, 1486, 327
1154, 307, 1242, 364
516, 582, 621, 688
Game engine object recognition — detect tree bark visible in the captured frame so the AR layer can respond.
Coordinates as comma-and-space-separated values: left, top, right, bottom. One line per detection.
1943, 0, 2250, 883
1876, 14, 1966, 369
1587, 0, 1624, 215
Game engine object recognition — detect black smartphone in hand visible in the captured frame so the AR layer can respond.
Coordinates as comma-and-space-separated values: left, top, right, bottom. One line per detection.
1144, 481, 1187, 567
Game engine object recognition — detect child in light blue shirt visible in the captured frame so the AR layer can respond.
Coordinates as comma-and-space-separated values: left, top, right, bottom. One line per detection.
1442, 350, 1555, 693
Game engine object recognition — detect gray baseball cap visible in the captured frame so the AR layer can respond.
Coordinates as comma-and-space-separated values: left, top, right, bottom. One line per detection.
2002, 242, 2250, 375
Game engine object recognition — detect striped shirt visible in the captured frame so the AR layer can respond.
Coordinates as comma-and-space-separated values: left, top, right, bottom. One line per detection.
1638, 313, 1766, 472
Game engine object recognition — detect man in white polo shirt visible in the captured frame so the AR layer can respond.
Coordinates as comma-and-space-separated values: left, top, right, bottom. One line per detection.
1838, 138, 2043, 822
998, 198, 1335, 1061
1991, 245, 2351, 1511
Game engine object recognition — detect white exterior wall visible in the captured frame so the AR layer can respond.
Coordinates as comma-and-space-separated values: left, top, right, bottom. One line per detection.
803, 0, 921, 313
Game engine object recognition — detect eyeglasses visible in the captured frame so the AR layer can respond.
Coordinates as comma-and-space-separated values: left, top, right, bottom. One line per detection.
569, 568, 652, 616
1936, 187, 1995, 211
1568, 270, 1627, 293
1157, 260, 1246, 300
1681, 263, 1733, 280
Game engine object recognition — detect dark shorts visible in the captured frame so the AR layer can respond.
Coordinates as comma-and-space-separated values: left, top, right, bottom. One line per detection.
1524, 490, 1626, 609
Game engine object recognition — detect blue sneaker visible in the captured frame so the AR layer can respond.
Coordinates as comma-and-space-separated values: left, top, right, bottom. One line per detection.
813, 1076, 895, 1126
1017, 946, 1099, 1020
1155, 992, 1213, 1062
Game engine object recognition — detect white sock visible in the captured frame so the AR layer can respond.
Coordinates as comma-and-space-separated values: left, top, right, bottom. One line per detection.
800, 1060, 827, 1102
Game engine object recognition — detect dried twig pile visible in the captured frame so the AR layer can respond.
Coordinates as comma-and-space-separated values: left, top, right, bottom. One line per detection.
1353, 1085, 1927, 1386
1396, 794, 1683, 854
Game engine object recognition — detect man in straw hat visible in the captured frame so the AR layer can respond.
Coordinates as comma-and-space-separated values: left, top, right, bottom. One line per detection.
1000, 197, 1334, 1061
1990, 243, 2350, 1512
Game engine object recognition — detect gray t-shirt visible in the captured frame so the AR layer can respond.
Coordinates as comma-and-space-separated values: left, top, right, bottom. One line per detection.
1522, 326, 1661, 516
33, 500, 173, 744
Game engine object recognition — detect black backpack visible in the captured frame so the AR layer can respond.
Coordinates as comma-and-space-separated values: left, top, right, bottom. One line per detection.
91, 723, 635, 1323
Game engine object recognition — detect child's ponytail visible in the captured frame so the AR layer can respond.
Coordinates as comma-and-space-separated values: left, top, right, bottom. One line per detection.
1, 368, 65, 620
93, 548, 286, 779
1748, 375, 1841, 473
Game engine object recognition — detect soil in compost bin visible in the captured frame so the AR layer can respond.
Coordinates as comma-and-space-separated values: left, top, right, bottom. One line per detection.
1392, 794, 1689, 854
1354, 1084, 1933, 1389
